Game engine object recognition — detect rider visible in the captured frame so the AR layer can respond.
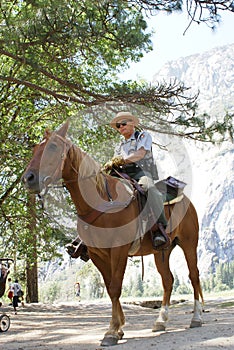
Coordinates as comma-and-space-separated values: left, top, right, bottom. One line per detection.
66, 111, 170, 261
110, 111, 170, 249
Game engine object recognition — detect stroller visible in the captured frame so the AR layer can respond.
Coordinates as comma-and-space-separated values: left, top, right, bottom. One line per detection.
0, 258, 14, 332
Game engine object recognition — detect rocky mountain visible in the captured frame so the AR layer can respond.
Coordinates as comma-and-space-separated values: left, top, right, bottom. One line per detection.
154, 44, 234, 115
153, 44, 234, 278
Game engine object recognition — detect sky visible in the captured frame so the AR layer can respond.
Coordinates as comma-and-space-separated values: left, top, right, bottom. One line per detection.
121, 9, 234, 82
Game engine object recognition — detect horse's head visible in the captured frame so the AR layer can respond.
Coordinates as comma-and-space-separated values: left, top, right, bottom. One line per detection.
22, 121, 70, 195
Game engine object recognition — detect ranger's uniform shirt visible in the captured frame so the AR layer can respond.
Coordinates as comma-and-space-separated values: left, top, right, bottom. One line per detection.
114, 130, 158, 181
114, 130, 152, 158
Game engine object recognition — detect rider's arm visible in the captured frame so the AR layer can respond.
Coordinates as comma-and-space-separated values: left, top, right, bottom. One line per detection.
124, 147, 146, 163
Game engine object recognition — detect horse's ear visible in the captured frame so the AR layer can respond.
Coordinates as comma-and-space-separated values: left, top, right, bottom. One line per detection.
56, 120, 70, 138
44, 129, 51, 138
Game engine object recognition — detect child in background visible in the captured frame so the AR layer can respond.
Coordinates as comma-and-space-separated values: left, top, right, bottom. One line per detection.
7, 277, 13, 305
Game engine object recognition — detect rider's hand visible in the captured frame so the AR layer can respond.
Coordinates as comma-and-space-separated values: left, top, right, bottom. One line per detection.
102, 156, 125, 172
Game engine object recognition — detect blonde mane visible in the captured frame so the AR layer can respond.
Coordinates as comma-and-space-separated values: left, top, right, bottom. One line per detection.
68, 143, 106, 194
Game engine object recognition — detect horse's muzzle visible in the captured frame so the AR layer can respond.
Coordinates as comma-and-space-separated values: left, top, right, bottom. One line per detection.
21, 170, 41, 193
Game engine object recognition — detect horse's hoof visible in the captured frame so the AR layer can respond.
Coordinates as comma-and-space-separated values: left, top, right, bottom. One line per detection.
101, 335, 119, 346
118, 330, 124, 340
152, 323, 166, 332
190, 320, 202, 328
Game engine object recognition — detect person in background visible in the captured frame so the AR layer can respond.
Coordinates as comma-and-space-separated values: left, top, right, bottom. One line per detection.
74, 281, 81, 301
7, 277, 13, 305
12, 279, 22, 314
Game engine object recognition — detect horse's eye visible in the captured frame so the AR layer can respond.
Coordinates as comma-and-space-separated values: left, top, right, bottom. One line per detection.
48, 143, 58, 151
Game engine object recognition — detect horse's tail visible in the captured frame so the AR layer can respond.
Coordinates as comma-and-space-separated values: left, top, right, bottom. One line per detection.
199, 281, 205, 305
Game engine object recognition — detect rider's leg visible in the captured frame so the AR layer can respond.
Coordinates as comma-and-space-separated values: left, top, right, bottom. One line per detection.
138, 175, 170, 248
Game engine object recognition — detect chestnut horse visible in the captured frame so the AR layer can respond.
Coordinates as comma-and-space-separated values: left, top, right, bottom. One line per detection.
0, 258, 13, 299
22, 121, 204, 346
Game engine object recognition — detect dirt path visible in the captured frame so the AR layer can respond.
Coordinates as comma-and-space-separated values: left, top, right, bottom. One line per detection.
1, 297, 233, 349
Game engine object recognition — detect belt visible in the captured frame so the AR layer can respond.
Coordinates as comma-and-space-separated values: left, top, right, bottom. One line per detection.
121, 163, 141, 173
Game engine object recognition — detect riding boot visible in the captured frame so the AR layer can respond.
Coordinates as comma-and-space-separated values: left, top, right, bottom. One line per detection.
66, 241, 90, 262
151, 223, 171, 250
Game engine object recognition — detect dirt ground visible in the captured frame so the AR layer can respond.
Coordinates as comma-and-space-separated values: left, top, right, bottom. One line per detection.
0, 297, 233, 350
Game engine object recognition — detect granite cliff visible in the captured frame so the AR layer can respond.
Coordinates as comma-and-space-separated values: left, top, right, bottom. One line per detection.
153, 44, 234, 277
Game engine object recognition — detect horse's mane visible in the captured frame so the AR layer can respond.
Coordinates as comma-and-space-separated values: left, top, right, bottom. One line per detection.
44, 129, 106, 194
68, 142, 106, 194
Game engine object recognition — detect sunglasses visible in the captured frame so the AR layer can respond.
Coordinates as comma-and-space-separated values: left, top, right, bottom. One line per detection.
116, 120, 132, 129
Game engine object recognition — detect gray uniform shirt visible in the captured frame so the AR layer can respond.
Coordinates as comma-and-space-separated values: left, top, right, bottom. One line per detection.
114, 130, 152, 157
114, 130, 158, 181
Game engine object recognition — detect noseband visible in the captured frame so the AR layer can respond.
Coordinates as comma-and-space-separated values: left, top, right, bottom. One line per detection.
40, 134, 71, 193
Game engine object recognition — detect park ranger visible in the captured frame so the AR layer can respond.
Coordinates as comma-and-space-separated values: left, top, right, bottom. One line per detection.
110, 111, 170, 250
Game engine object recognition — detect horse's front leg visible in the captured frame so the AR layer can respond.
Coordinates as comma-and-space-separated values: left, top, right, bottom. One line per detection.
111, 298, 125, 340
153, 304, 169, 332
101, 298, 125, 346
101, 247, 129, 346
89, 247, 128, 346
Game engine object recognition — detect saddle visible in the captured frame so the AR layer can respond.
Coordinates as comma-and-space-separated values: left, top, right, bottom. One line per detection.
111, 169, 186, 210
110, 170, 187, 251
66, 173, 187, 259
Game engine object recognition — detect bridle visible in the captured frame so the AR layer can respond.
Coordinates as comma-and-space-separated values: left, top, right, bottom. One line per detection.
38, 133, 101, 205
38, 133, 71, 200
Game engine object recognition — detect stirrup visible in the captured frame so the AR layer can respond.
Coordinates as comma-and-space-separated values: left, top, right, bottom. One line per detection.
151, 223, 171, 251
152, 234, 171, 251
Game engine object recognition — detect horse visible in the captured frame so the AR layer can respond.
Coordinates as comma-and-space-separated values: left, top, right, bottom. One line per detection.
0, 259, 13, 299
0, 276, 7, 300
22, 121, 204, 346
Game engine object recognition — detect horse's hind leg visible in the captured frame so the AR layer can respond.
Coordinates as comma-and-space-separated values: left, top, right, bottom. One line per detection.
180, 243, 204, 328
152, 248, 174, 332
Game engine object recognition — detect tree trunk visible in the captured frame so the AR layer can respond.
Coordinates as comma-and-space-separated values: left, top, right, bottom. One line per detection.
26, 259, 38, 303
26, 193, 38, 303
